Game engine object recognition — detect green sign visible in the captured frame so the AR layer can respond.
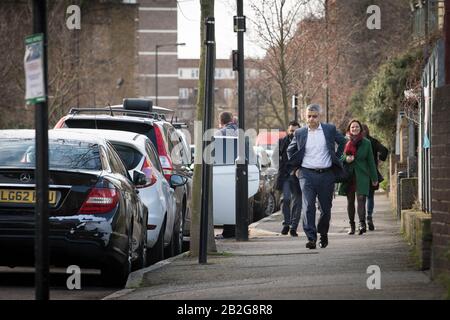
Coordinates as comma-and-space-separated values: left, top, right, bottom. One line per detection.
24, 33, 46, 104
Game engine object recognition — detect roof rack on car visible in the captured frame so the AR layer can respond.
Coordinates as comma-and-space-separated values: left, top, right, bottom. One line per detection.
68, 107, 168, 121
172, 122, 188, 129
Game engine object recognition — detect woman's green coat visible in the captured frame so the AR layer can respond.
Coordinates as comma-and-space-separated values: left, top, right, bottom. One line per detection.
338, 137, 378, 196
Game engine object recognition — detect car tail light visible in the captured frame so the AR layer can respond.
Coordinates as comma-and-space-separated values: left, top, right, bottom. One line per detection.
139, 158, 157, 188
79, 187, 119, 214
154, 125, 174, 181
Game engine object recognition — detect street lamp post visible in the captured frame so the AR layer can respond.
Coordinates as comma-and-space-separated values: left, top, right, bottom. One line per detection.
154, 42, 185, 105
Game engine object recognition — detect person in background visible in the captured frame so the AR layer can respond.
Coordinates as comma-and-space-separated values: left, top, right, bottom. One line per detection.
272, 120, 302, 237
362, 124, 388, 231
216, 111, 238, 136
338, 120, 378, 235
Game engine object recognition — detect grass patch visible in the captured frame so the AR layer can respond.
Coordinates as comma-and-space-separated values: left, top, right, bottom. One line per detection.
208, 251, 233, 257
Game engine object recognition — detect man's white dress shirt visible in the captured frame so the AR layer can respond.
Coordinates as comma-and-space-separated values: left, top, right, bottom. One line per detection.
302, 123, 332, 169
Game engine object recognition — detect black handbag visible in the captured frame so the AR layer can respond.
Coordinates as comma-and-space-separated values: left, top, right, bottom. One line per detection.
335, 162, 351, 183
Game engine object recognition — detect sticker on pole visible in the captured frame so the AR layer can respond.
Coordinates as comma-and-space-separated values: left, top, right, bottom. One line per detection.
24, 33, 46, 104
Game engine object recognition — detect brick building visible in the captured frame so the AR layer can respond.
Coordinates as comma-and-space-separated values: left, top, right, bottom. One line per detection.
396, 0, 450, 280
431, 85, 450, 277
136, 0, 180, 109
177, 58, 237, 131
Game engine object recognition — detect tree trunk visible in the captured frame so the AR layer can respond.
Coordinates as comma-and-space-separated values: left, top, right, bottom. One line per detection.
190, 0, 217, 256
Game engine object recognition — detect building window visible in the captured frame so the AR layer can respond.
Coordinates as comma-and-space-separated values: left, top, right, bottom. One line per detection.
215, 68, 234, 80
224, 88, 234, 100
179, 88, 189, 100
178, 68, 199, 79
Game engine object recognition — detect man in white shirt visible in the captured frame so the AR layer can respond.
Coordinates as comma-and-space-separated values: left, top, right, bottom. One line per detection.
287, 104, 346, 249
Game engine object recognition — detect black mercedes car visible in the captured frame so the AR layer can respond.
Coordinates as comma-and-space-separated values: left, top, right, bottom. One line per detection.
0, 130, 148, 286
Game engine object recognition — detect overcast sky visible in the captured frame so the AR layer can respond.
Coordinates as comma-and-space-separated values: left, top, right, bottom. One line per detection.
177, 0, 323, 60
177, 0, 265, 59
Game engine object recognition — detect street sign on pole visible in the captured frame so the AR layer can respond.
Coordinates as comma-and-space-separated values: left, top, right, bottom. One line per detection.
24, 34, 46, 105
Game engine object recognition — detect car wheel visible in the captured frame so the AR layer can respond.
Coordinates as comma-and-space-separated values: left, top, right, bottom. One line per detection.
164, 229, 175, 259
101, 237, 132, 287
148, 219, 165, 264
173, 213, 184, 255
133, 230, 147, 270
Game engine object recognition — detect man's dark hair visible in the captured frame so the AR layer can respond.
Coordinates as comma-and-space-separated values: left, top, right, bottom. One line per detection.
288, 120, 300, 127
219, 111, 233, 125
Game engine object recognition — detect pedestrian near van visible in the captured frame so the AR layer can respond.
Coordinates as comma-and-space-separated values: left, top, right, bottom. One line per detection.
272, 120, 302, 237
362, 124, 388, 231
287, 104, 346, 249
216, 111, 238, 136
338, 120, 378, 235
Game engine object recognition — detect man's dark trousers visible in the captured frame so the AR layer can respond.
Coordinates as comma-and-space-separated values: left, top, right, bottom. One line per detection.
299, 169, 335, 241
282, 174, 302, 231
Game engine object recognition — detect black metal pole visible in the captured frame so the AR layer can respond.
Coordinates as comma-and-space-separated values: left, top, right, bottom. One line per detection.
155, 45, 159, 105
32, 0, 49, 301
235, 0, 248, 241
199, 17, 215, 264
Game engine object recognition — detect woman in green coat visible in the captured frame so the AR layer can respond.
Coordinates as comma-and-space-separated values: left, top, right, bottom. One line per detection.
338, 119, 378, 235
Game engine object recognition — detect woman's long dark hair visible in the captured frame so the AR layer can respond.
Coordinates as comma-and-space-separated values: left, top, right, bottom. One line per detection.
345, 119, 363, 135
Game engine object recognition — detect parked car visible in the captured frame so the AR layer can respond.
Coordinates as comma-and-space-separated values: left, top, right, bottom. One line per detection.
153, 119, 193, 248
256, 130, 287, 158
55, 129, 186, 263
54, 99, 192, 250
252, 146, 281, 220
0, 129, 148, 286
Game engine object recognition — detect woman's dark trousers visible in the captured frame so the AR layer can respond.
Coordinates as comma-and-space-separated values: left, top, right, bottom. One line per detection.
347, 191, 367, 234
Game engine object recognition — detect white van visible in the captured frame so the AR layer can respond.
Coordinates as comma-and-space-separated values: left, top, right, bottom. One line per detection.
211, 136, 260, 225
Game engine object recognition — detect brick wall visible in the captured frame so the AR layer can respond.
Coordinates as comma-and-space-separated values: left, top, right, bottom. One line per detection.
431, 85, 450, 279
78, 2, 138, 108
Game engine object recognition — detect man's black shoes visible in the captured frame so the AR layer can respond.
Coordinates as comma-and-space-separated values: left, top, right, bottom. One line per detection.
305, 240, 316, 249
281, 225, 289, 235
289, 229, 298, 237
319, 234, 328, 248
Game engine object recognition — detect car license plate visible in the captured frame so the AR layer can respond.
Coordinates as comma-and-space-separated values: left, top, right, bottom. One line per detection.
0, 189, 57, 205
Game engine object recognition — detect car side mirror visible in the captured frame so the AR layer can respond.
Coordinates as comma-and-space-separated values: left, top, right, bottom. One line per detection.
170, 174, 188, 188
133, 170, 147, 186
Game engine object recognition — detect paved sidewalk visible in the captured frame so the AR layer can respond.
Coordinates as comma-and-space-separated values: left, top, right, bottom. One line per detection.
105, 193, 446, 300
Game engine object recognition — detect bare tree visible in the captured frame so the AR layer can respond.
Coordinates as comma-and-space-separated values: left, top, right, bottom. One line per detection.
0, 0, 137, 129
0, 1, 33, 129
249, 0, 312, 129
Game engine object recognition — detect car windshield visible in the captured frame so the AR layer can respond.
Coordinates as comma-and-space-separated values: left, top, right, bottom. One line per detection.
0, 138, 102, 170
